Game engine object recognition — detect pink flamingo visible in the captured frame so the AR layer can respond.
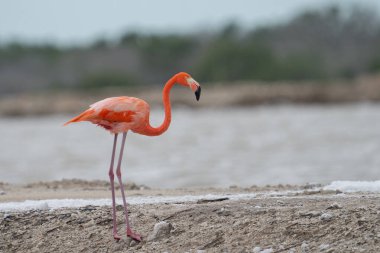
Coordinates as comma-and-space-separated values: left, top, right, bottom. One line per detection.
64, 72, 201, 241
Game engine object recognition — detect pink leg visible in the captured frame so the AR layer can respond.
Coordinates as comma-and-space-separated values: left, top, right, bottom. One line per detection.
116, 132, 142, 242
108, 134, 121, 240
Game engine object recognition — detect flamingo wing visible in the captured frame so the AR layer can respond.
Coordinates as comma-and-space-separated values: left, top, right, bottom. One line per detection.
64, 97, 149, 132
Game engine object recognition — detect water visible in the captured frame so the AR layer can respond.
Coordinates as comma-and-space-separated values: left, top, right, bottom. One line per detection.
1, 104, 379, 188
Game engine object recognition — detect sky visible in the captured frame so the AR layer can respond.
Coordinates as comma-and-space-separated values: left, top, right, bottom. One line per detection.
1, 0, 380, 46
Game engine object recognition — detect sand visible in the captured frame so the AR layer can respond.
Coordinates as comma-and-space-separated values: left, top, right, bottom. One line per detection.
1, 180, 380, 252
1, 74, 380, 116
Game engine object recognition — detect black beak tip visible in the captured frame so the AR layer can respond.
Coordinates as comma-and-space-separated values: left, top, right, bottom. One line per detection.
195, 86, 201, 101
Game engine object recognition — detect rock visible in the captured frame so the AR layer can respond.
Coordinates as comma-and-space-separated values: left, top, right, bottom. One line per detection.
358, 218, 367, 226
320, 213, 334, 221
147, 221, 173, 241
116, 205, 123, 211
302, 183, 322, 189
252, 247, 273, 253
301, 242, 309, 252
327, 202, 342, 210
111, 242, 124, 252
299, 211, 321, 217
129, 240, 138, 247
216, 207, 231, 216
34, 202, 49, 210
319, 243, 330, 250
252, 247, 262, 252
0, 190, 5, 195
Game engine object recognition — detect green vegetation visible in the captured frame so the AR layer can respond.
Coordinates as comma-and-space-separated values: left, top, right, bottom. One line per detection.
78, 72, 140, 89
122, 34, 197, 72
1, 5, 380, 93
0, 42, 62, 61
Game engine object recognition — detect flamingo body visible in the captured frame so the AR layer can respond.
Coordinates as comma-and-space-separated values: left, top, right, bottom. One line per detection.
64, 72, 201, 242
65, 96, 150, 134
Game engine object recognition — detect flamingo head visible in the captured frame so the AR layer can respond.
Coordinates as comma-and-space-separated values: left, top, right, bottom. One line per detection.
175, 72, 201, 101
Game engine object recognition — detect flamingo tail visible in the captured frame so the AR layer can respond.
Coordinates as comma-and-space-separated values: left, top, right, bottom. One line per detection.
63, 109, 94, 126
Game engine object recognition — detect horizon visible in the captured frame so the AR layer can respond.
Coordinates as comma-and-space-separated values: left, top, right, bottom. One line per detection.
1, 0, 380, 46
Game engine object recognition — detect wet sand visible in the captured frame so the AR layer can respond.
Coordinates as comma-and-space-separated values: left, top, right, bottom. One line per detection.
1, 180, 380, 252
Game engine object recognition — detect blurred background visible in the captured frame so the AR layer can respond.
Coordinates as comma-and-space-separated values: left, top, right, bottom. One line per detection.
1, 0, 380, 188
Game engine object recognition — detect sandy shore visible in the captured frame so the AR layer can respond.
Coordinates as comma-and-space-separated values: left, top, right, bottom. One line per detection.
1, 75, 380, 116
1, 180, 380, 252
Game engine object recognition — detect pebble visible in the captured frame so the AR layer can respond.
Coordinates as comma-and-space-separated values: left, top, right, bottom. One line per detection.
358, 218, 367, 225
129, 240, 138, 247
252, 247, 262, 252
234, 220, 242, 226
216, 207, 231, 216
82, 219, 95, 228
301, 242, 309, 252
147, 221, 173, 241
320, 213, 334, 221
0, 190, 5, 195
200, 221, 208, 227
327, 202, 342, 210
252, 247, 273, 253
35, 202, 49, 210
319, 243, 330, 250
299, 211, 321, 217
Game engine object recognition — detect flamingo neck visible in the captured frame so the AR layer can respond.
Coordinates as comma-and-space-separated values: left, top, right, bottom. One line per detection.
143, 76, 176, 136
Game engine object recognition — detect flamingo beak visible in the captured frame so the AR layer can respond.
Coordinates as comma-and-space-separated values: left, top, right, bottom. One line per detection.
187, 77, 201, 101
195, 86, 201, 101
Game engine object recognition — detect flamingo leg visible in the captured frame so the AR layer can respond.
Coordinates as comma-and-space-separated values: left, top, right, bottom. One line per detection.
108, 133, 120, 240
116, 132, 142, 242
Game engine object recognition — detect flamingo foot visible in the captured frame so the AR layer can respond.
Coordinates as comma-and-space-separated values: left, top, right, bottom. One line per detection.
127, 228, 142, 242
113, 232, 121, 241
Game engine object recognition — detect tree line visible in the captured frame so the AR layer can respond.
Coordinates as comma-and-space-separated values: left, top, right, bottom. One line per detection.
0, 5, 380, 93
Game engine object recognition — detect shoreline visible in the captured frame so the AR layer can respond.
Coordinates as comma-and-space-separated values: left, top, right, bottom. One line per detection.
1, 180, 380, 252
0, 179, 306, 203
1, 75, 380, 116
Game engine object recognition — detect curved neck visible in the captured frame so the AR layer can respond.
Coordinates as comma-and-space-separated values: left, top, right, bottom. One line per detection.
143, 76, 176, 136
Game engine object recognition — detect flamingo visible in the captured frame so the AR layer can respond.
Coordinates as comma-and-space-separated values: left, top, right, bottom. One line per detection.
64, 72, 201, 241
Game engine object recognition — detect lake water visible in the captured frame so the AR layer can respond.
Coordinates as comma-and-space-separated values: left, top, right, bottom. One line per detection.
1, 104, 380, 188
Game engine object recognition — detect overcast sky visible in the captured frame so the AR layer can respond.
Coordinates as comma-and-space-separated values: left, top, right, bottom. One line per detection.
1, 0, 380, 45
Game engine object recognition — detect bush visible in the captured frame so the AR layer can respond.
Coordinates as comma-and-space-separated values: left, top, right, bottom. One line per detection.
78, 72, 141, 89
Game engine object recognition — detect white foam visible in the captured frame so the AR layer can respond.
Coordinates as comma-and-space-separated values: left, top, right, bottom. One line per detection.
3, 182, 380, 213
0, 193, 257, 212
324, 181, 380, 193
